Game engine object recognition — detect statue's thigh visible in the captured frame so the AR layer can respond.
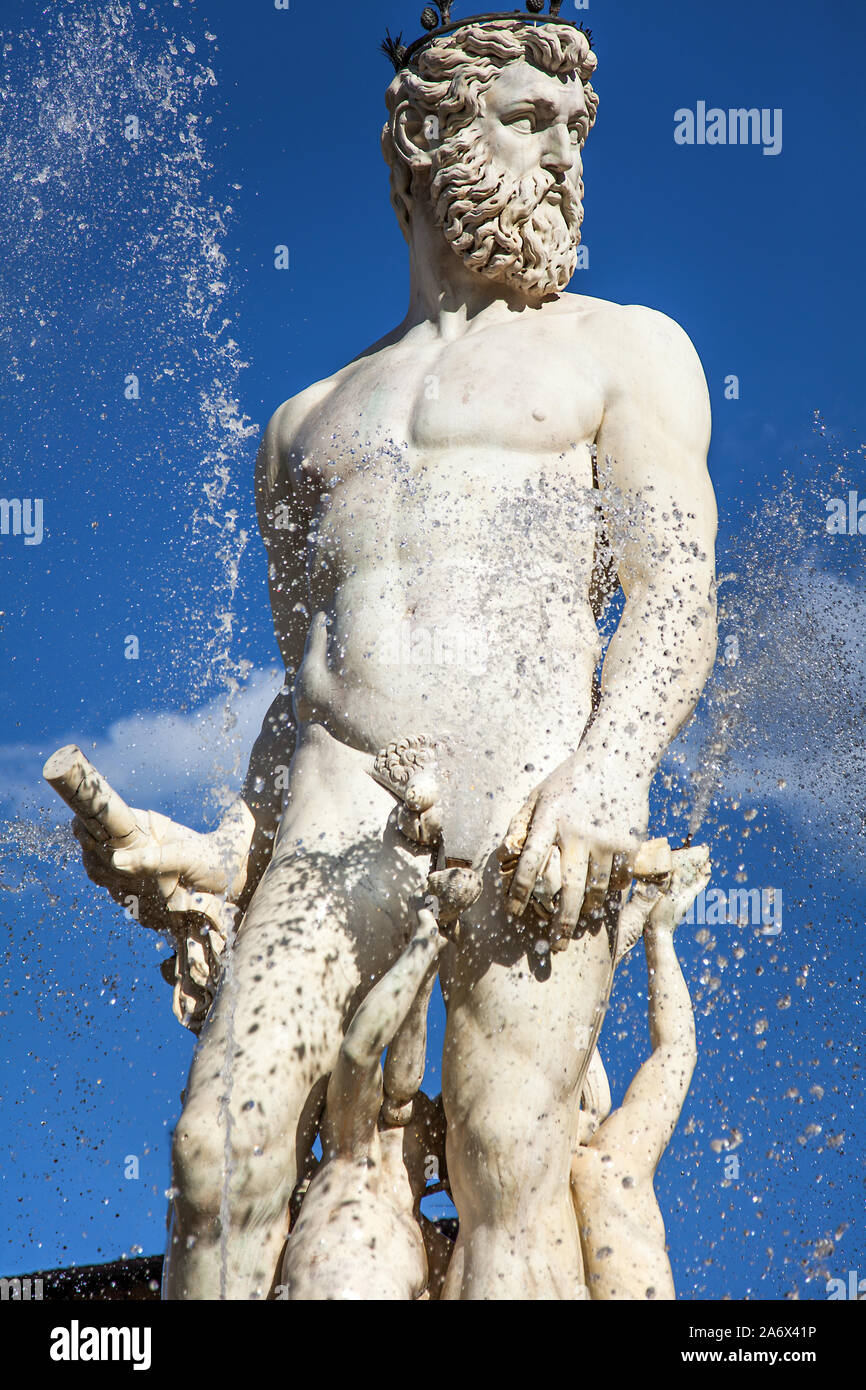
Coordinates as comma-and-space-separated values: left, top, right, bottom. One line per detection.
173, 896, 353, 1208
441, 875, 613, 1163
183, 766, 427, 1150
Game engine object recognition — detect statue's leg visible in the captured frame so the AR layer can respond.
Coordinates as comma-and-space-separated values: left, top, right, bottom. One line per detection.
439, 869, 613, 1301
164, 726, 427, 1300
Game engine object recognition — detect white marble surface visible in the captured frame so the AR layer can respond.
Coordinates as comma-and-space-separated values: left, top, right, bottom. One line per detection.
66, 18, 717, 1300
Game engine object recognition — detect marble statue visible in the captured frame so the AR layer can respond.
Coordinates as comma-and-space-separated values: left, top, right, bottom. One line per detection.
53, 3, 717, 1300
572, 846, 710, 1301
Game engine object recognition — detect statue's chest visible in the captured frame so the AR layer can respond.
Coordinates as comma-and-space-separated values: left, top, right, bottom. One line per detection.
336, 331, 602, 458
293, 325, 604, 496
409, 341, 603, 454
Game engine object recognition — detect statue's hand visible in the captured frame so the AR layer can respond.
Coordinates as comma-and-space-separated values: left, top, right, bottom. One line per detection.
648, 846, 712, 935
503, 756, 650, 946
72, 804, 253, 931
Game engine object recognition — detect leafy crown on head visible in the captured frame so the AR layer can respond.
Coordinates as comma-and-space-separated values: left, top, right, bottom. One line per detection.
381, 2, 593, 73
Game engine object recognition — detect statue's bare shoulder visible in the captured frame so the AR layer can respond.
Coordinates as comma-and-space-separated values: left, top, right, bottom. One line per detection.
558, 292, 711, 429
254, 323, 410, 507
255, 378, 334, 507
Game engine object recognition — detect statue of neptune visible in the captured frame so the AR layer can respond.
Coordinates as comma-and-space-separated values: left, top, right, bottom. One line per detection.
70, 8, 717, 1299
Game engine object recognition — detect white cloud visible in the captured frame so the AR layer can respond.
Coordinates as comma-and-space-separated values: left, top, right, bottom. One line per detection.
0, 666, 284, 831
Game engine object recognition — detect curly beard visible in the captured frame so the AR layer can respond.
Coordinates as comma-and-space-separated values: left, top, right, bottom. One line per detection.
429, 133, 585, 300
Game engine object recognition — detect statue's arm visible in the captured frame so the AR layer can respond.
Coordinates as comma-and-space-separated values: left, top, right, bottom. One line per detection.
506, 309, 716, 934
587, 307, 717, 791
643, 907, 696, 1058
591, 888, 699, 1175
233, 683, 294, 909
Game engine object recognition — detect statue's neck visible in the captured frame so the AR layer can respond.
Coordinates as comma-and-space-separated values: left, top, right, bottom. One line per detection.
404, 204, 536, 338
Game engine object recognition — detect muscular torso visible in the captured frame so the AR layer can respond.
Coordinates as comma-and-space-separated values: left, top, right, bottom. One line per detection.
270, 294, 620, 862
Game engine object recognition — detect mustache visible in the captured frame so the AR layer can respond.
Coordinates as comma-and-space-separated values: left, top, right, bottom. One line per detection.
534, 173, 582, 224
430, 149, 581, 225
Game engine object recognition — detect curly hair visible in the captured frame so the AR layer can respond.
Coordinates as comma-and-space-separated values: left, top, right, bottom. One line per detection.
382, 20, 598, 238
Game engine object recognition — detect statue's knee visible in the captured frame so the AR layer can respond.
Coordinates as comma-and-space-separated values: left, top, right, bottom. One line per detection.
172, 1100, 292, 1215
172, 1105, 225, 1216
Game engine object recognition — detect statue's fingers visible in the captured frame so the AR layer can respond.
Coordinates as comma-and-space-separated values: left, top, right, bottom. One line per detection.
663, 858, 712, 931
404, 772, 440, 814
609, 851, 634, 893
419, 803, 443, 842
309, 610, 329, 659
583, 850, 613, 919
110, 842, 160, 875
500, 793, 537, 863
72, 816, 109, 859
80, 844, 114, 886
507, 811, 555, 917
111, 839, 194, 878
552, 840, 590, 948
81, 844, 136, 895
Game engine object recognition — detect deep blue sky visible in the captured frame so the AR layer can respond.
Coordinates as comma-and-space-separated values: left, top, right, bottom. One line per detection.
0, 0, 864, 1296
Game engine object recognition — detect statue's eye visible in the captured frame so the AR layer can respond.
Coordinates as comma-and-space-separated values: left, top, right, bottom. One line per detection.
506, 114, 535, 134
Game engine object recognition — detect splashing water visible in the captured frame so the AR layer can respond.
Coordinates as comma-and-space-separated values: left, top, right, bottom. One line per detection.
0, 0, 256, 730
0, 0, 258, 1289
673, 426, 866, 865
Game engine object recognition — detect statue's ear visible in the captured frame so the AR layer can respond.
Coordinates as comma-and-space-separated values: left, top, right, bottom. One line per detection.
393, 100, 442, 169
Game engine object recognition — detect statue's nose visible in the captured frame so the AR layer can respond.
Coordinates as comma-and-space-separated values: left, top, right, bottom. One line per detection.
541, 123, 573, 173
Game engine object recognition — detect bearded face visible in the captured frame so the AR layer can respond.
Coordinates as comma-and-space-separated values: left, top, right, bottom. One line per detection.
429, 132, 585, 301
383, 36, 597, 298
